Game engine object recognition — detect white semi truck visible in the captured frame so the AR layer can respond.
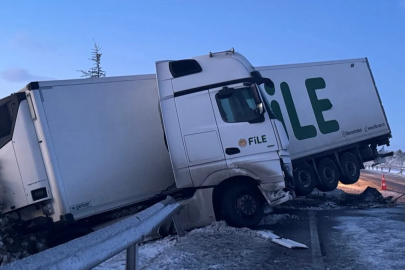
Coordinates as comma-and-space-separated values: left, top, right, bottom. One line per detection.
257, 58, 392, 195
0, 49, 294, 243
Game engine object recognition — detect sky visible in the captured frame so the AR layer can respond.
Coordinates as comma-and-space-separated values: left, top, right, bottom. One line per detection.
0, 0, 404, 150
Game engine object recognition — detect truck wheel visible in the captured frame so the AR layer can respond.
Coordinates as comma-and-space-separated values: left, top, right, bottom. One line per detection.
293, 162, 316, 196
316, 158, 339, 192
221, 184, 264, 228
339, 152, 360, 184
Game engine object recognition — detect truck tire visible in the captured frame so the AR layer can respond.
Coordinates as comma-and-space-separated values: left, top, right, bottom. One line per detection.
221, 184, 264, 228
293, 162, 316, 196
316, 158, 340, 192
339, 152, 361, 184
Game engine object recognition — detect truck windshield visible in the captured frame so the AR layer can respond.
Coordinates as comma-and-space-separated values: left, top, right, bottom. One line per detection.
216, 86, 259, 123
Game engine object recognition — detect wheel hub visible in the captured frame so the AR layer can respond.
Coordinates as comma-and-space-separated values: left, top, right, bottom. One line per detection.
323, 167, 336, 184
346, 161, 357, 176
236, 195, 257, 215
298, 170, 311, 187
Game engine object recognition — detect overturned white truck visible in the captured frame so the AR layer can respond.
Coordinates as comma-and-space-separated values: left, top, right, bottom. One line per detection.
0, 49, 294, 243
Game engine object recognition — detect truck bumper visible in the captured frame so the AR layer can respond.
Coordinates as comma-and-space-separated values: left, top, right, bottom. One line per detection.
258, 150, 295, 206
259, 186, 293, 207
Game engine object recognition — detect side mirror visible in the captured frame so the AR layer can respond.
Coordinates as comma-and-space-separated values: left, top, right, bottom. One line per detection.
256, 103, 264, 115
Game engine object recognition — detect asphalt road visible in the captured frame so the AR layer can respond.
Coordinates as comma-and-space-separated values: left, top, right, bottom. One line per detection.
260, 205, 405, 270
360, 169, 405, 194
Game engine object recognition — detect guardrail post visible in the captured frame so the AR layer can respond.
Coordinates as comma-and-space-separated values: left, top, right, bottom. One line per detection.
172, 213, 185, 237
126, 243, 139, 270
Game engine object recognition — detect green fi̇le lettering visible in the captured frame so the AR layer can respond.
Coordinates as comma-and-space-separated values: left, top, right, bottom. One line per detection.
305, 78, 339, 134
280, 82, 317, 140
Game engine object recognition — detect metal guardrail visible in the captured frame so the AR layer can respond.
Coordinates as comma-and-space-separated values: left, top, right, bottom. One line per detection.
364, 163, 405, 175
1, 196, 184, 270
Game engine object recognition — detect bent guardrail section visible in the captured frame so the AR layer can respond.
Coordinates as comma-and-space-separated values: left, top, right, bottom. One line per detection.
2, 196, 184, 270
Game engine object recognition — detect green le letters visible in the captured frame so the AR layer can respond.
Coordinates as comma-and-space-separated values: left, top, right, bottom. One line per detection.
265, 78, 339, 140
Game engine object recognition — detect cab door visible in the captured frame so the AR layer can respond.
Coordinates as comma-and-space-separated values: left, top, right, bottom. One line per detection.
209, 84, 279, 172
174, 90, 228, 186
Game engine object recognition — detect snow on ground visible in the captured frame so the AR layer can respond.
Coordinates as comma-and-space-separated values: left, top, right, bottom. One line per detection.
274, 200, 341, 211
259, 213, 300, 225
96, 221, 289, 270
331, 207, 405, 269
95, 236, 177, 270
272, 188, 344, 211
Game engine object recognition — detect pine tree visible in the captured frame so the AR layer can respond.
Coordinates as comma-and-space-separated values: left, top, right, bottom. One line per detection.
78, 40, 106, 78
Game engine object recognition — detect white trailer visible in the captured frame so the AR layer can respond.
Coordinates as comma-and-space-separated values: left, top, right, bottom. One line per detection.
256, 58, 392, 195
0, 49, 293, 242
0, 75, 176, 221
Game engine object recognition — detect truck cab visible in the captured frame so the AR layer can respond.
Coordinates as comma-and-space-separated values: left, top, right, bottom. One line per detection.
156, 49, 294, 228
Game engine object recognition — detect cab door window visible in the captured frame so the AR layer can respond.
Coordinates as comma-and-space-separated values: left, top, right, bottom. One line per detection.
216, 86, 261, 123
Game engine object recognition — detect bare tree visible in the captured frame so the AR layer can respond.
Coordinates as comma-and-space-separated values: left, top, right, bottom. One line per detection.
78, 40, 106, 78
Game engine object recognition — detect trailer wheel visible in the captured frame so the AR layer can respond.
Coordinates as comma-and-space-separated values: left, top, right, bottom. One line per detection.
221, 184, 264, 228
339, 152, 360, 184
293, 162, 316, 196
316, 158, 340, 192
